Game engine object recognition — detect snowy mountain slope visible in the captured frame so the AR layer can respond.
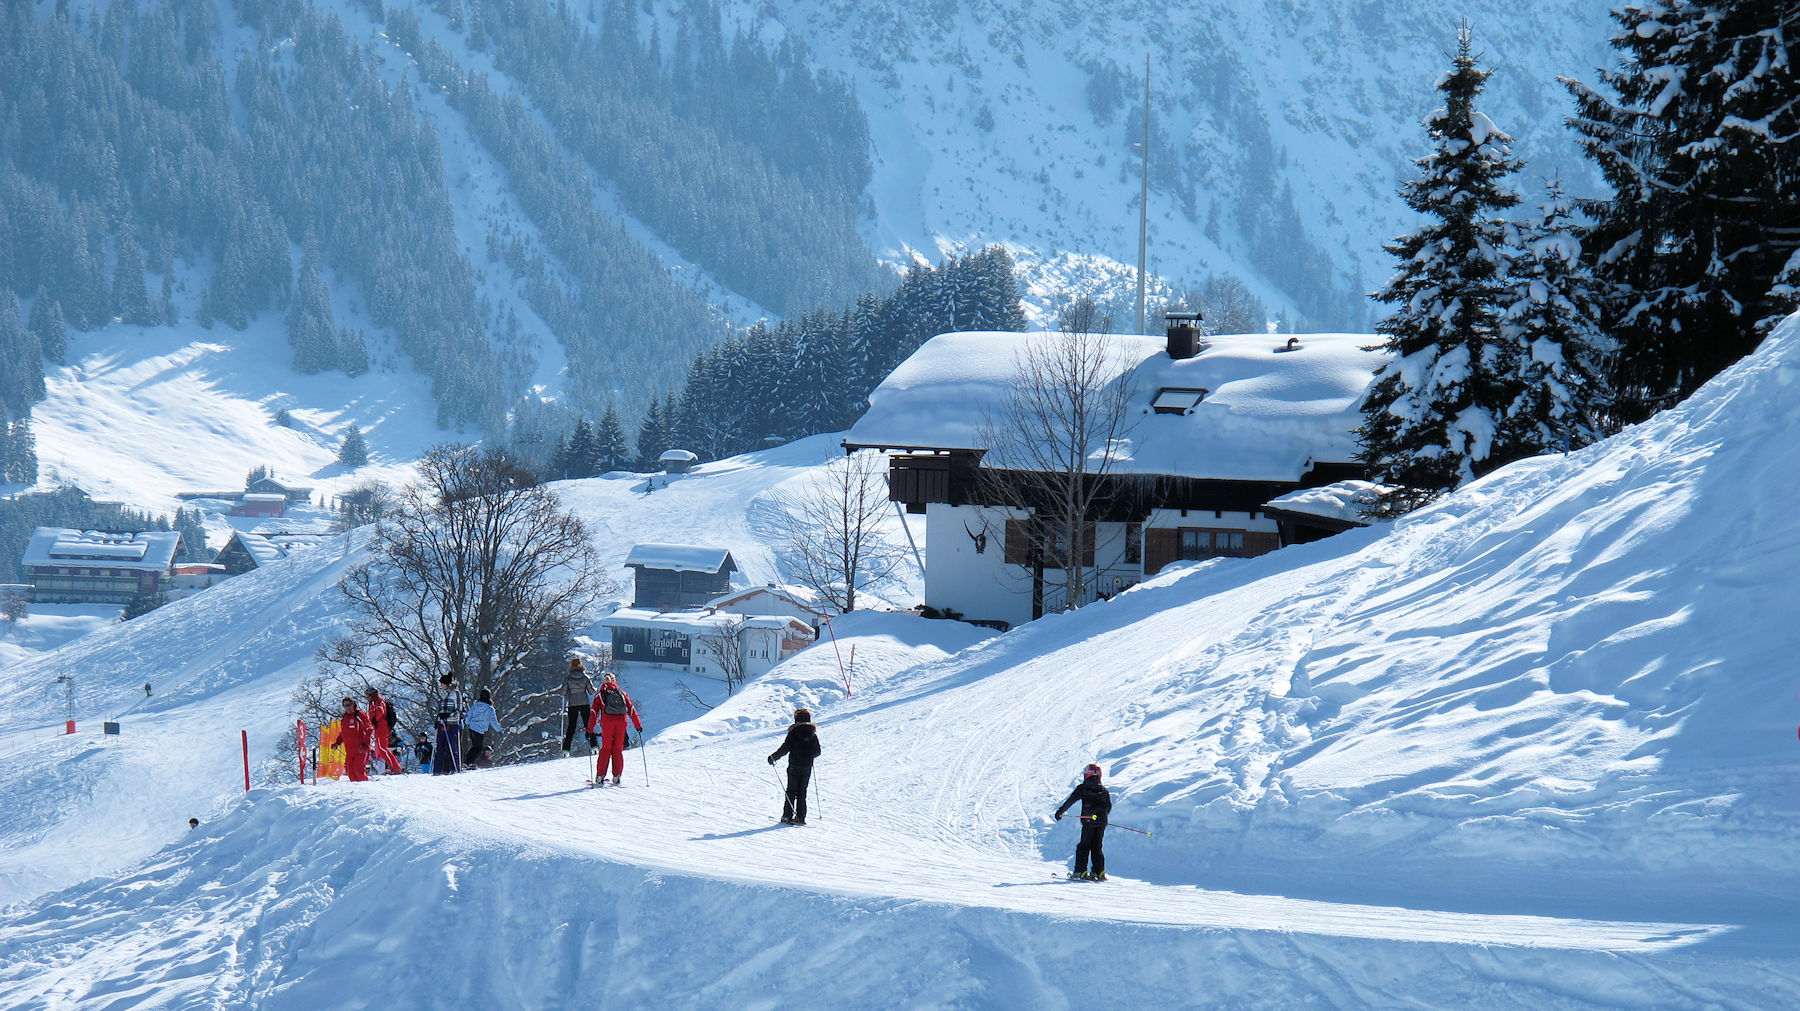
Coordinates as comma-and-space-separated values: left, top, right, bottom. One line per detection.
698, 0, 1615, 323
11, 312, 1800, 1002
0, 433, 918, 907
0, 530, 368, 906
26, 322, 442, 511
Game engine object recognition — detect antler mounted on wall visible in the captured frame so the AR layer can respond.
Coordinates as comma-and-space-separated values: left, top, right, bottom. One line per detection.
963, 520, 988, 554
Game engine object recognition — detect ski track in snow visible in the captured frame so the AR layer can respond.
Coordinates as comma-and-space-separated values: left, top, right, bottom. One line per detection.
16, 319, 1800, 1000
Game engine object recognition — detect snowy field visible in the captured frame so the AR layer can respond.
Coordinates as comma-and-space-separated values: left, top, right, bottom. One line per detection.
7, 319, 1800, 1003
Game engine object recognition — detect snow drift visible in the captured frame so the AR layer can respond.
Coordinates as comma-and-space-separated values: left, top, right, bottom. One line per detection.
7, 318, 1800, 1003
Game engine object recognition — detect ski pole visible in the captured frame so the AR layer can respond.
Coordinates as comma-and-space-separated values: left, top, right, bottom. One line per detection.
639, 730, 649, 787
770, 764, 788, 814
812, 766, 821, 819
1082, 816, 1151, 836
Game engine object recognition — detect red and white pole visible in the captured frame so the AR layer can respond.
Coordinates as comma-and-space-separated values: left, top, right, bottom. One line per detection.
241, 730, 250, 792
296, 721, 308, 784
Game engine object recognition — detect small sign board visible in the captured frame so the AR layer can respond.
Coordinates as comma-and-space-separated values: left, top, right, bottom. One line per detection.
103, 722, 121, 735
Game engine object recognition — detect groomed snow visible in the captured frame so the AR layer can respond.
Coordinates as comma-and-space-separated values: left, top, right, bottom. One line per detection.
8, 318, 1800, 1003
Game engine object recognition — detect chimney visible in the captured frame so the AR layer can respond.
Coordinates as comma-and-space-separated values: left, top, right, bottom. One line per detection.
1165, 312, 1202, 361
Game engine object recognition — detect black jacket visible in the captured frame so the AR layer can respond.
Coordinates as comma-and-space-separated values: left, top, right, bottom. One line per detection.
1056, 780, 1112, 826
769, 723, 822, 768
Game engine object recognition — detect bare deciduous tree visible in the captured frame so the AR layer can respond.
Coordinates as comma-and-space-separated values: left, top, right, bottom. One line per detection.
697, 613, 751, 695
769, 451, 906, 613
313, 445, 612, 758
979, 299, 1139, 616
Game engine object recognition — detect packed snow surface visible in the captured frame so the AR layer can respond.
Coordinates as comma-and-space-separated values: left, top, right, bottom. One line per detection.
8, 319, 1800, 1003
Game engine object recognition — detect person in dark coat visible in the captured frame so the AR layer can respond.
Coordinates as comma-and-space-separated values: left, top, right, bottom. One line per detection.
1054, 763, 1113, 880
431, 672, 466, 775
767, 708, 822, 825
412, 731, 432, 772
560, 658, 597, 755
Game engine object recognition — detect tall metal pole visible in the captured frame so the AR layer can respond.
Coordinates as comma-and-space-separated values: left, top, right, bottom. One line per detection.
1135, 53, 1150, 335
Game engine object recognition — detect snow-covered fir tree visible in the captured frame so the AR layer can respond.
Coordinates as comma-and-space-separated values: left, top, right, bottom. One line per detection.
595, 406, 631, 473
1356, 27, 1523, 518
0, 291, 46, 419
286, 243, 338, 375
3, 417, 37, 485
337, 426, 369, 468
1502, 182, 1613, 453
27, 291, 66, 366
1564, 0, 1800, 421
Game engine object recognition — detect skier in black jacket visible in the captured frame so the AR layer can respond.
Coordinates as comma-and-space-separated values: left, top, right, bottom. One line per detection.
767, 708, 822, 825
1054, 763, 1113, 880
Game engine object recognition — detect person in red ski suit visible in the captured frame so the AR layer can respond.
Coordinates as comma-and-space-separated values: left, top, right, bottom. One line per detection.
363, 687, 404, 774
337, 697, 374, 782
586, 673, 642, 785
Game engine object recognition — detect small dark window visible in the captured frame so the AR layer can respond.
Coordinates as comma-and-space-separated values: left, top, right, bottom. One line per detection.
1125, 523, 1142, 565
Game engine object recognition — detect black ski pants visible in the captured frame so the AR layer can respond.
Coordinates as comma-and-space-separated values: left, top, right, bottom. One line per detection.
463, 730, 486, 766
1075, 821, 1106, 876
783, 763, 813, 824
562, 704, 596, 751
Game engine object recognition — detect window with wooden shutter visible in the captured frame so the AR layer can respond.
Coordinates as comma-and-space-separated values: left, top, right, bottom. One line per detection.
1243, 531, 1281, 556
1144, 528, 1178, 575
1004, 519, 1031, 565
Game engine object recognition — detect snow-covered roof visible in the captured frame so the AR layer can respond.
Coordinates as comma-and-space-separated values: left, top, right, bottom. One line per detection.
706, 584, 828, 617
1263, 480, 1385, 525
598, 607, 810, 634
241, 493, 287, 504
623, 544, 735, 573
23, 528, 182, 572
234, 532, 331, 567
658, 449, 699, 462
845, 331, 1386, 482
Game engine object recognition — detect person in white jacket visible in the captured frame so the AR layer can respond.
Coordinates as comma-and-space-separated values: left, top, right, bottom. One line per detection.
462, 689, 505, 767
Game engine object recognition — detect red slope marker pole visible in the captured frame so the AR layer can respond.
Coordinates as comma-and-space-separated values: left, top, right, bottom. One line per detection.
242, 730, 251, 792
296, 720, 308, 784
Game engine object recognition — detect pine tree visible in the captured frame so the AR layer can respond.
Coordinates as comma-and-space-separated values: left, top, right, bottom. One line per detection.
596, 405, 631, 472
339, 327, 370, 377
1564, 0, 1799, 420
636, 397, 664, 469
286, 243, 338, 374
1502, 182, 1613, 454
1356, 27, 1523, 518
112, 221, 157, 326
29, 290, 67, 365
0, 292, 46, 418
337, 426, 370, 467
565, 418, 597, 479
4, 417, 37, 485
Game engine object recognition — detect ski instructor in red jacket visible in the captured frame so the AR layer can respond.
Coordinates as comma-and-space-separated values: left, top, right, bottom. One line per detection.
336, 696, 374, 782
586, 672, 642, 786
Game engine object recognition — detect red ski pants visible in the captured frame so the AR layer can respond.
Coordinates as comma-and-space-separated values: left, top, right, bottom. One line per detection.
596, 713, 630, 778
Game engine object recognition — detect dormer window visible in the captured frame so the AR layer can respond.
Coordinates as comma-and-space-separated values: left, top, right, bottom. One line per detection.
1151, 387, 1208, 415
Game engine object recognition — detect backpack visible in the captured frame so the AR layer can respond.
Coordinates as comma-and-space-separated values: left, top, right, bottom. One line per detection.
599, 686, 628, 715
384, 699, 398, 729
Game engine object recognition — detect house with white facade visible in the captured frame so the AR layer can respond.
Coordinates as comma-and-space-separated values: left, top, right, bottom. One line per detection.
21, 527, 184, 603
843, 320, 1386, 629
599, 607, 815, 681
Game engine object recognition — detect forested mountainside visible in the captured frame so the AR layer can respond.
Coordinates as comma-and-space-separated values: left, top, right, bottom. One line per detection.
1, 0, 1617, 437
0, 0, 880, 431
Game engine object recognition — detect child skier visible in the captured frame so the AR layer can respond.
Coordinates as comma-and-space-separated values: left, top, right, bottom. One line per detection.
1054, 763, 1112, 880
463, 689, 504, 767
586, 673, 642, 785
767, 708, 822, 825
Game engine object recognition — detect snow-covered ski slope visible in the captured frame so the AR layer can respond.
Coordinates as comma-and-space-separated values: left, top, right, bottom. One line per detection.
0, 433, 907, 907
9, 320, 1800, 1003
